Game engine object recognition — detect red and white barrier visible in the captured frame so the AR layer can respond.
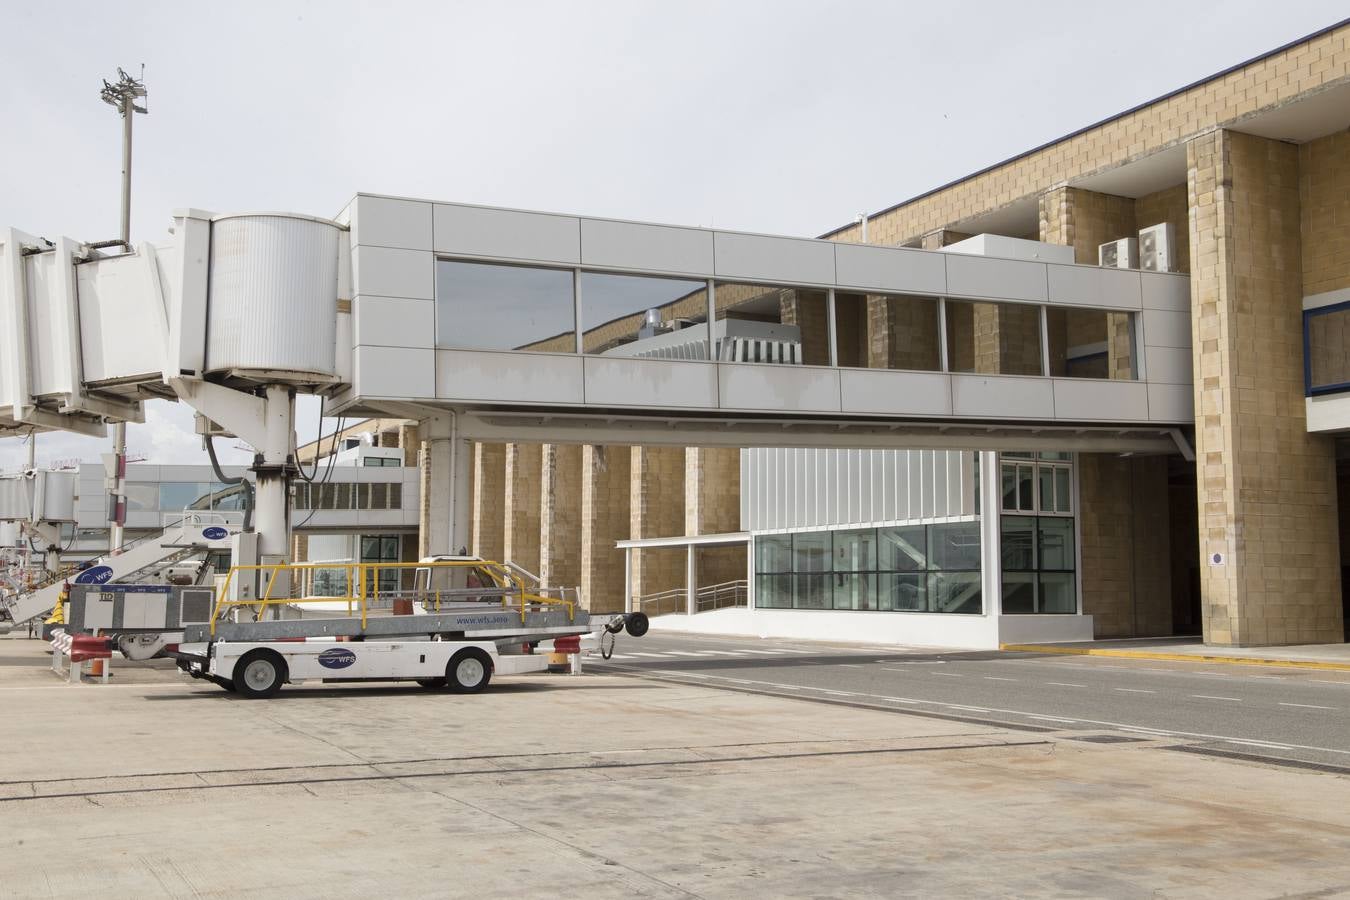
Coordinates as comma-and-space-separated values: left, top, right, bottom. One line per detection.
49, 629, 113, 684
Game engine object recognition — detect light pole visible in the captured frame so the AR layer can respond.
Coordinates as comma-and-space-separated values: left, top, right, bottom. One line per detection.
99, 67, 147, 552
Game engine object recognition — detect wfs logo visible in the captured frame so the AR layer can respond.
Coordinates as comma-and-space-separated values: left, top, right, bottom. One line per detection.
73, 565, 114, 585
317, 647, 357, 669
202, 526, 229, 541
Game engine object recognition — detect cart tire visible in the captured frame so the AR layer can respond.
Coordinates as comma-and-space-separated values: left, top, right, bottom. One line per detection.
446, 648, 493, 694
233, 650, 286, 699
625, 612, 650, 638
416, 678, 447, 689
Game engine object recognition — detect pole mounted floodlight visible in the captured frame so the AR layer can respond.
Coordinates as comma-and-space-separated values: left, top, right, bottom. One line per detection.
99, 66, 147, 247
98, 65, 146, 553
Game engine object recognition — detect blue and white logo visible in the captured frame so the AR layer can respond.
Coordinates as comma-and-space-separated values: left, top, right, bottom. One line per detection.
317, 647, 356, 669
73, 565, 115, 585
202, 526, 229, 541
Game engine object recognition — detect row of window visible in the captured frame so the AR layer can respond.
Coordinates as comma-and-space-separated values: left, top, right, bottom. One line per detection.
294, 482, 403, 511
435, 259, 1140, 381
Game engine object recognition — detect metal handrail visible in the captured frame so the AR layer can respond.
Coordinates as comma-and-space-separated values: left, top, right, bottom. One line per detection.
208, 559, 576, 636
636, 579, 749, 616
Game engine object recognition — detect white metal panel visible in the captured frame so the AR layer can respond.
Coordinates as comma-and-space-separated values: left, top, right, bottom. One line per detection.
350, 245, 434, 301
580, 218, 714, 276
718, 363, 841, 413
24, 253, 68, 396
353, 295, 435, 349
950, 375, 1055, 419
1140, 309, 1192, 350
356, 346, 435, 398
1143, 346, 1192, 384
1051, 380, 1149, 421
432, 203, 580, 264
743, 447, 976, 532
582, 357, 718, 409
839, 370, 952, 417
1147, 382, 1195, 422
77, 251, 167, 384
435, 349, 584, 405
352, 195, 433, 251
944, 254, 1047, 302
207, 215, 340, 377
712, 232, 835, 286
942, 234, 1074, 264
1046, 265, 1142, 310
1141, 272, 1191, 311
833, 243, 947, 295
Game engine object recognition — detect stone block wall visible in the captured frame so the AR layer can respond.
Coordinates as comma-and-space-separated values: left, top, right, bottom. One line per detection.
581, 445, 631, 613
1077, 454, 1173, 637
503, 443, 542, 575
1135, 183, 1191, 274
471, 443, 505, 563
539, 444, 582, 590
1300, 129, 1350, 297
686, 447, 746, 588
1188, 128, 1343, 645
630, 446, 686, 599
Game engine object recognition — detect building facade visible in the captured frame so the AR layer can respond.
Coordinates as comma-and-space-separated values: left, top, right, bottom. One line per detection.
462, 22, 1350, 648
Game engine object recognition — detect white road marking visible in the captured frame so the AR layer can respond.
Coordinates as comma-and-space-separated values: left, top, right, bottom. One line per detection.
626, 652, 673, 658
880, 663, 947, 669
1114, 688, 1155, 694
662, 651, 709, 657
1045, 682, 1086, 688
1192, 695, 1242, 702
931, 672, 965, 677
945, 704, 992, 713
1311, 680, 1350, 686
983, 676, 1017, 682
606, 654, 636, 660
839, 664, 866, 669
1026, 715, 1079, 723
738, 649, 783, 655
1278, 702, 1337, 710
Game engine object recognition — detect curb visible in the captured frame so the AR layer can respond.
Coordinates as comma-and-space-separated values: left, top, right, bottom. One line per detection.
998, 643, 1350, 672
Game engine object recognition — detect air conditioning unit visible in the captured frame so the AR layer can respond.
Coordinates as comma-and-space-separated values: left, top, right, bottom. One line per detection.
1098, 238, 1138, 269
1138, 222, 1174, 272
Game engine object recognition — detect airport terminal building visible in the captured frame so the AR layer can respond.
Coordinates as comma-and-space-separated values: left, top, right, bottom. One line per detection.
420, 22, 1350, 649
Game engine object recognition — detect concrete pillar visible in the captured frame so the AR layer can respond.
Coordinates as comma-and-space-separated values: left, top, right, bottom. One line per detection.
1187, 128, 1343, 646
539, 443, 582, 590
503, 443, 542, 575
418, 415, 472, 559
630, 446, 684, 600
581, 445, 631, 614
1039, 186, 1136, 263
471, 443, 506, 562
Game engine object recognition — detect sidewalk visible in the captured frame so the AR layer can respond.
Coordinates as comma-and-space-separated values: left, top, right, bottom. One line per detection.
1000, 635, 1350, 670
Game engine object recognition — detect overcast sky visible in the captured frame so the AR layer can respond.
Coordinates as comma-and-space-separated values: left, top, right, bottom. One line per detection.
1, 0, 1344, 471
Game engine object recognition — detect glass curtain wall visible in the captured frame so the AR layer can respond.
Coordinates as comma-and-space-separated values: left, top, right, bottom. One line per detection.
1000, 452, 1076, 614
755, 523, 982, 613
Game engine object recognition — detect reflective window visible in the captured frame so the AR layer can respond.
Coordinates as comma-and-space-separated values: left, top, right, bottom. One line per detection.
714, 282, 828, 366
792, 532, 830, 573
879, 573, 926, 611
580, 272, 709, 358
1046, 307, 1136, 380
123, 483, 159, 512
436, 260, 576, 353
757, 573, 793, 608
833, 293, 941, 371
878, 525, 927, 572
160, 482, 212, 512
795, 573, 830, 609
756, 535, 792, 573
928, 572, 982, 614
928, 522, 981, 571
833, 529, 876, 572
1305, 303, 1350, 395
944, 300, 1043, 376
833, 573, 877, 610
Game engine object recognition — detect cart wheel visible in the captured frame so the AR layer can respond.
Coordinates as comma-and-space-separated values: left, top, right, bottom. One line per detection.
416, 678, 447, 689
625, 612, 650, 638
233, 649, 286, 699
446, 648, 493, 694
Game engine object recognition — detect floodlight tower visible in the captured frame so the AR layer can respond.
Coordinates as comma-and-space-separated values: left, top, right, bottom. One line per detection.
99, 67, 147, 553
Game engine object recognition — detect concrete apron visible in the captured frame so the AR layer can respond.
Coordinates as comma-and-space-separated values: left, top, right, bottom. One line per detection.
1001, 636, 1350, 671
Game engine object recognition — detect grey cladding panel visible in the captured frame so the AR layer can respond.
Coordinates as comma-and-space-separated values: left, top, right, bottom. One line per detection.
1047, 265, 1141, 310
834, 243, 947, 295
580, 219, 714, 276
433, 204, 580, 264
945, 254, 1047, 302
713, 232, 835, 285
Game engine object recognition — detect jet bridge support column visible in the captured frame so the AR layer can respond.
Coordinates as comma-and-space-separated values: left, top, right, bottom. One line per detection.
420, 413, 472, 558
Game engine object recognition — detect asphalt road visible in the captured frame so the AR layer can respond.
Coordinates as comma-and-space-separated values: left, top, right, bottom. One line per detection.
591, 630, 1350, 770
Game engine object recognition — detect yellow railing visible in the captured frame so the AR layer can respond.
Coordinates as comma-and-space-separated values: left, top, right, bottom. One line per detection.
208, 559, 576, 636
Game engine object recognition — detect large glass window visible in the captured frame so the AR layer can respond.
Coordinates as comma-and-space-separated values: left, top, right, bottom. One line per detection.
361, 534, 401, 593
1045, 307, 1137, 380
754, 523, 981, 614
1305, 303, 1350, 395
436, 260, 576, 353
580, 272, 709, 358
944, 300, 1043, 376
714, 282, 828, 366
999, 453, 1076, 615
159, 482, 213, 512
833, 292, 941, 371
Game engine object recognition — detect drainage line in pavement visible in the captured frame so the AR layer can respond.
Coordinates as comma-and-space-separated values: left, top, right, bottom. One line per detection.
1165, 744, 1350, 777
0, 740, 1052, 805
